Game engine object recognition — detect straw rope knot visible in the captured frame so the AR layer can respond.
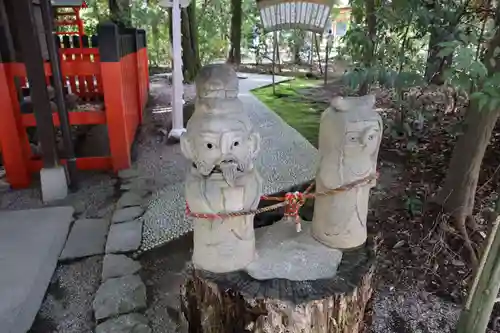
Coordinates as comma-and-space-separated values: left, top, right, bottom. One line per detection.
284, 191, 306, 232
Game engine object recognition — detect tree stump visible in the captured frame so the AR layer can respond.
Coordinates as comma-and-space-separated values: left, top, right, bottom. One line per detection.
180, 241, 376, 333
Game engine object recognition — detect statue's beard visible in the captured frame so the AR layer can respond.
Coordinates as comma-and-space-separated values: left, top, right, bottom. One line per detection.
219, 162, 239, 186
194, 158, 249, 186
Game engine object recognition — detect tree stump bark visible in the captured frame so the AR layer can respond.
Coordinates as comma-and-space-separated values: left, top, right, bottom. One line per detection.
180, 242, 376, 333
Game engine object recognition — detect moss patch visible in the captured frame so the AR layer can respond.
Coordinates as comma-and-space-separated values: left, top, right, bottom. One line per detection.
252, 78, 326, 147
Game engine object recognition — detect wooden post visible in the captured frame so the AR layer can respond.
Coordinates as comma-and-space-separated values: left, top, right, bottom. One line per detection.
125, 28, 143, 123
9, 0, 58, 169
181, 243, 376, 332
0, 64, 31, 188
98, 21, 131, 171
137, 29, 149, 107
138, 29, 149, 94
40, 0, 78, 188
91, 34, 104, 96
82, 35, 96, 99
272, 31, 276, 95
72, 35, 87, 98
63, 35, 78, 95
0, 0, 31, 188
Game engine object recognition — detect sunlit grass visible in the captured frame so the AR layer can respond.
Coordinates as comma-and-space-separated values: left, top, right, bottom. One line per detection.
252, 78, 325, 147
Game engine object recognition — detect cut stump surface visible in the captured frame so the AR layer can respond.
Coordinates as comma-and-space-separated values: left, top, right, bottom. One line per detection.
180, 242, 376, 333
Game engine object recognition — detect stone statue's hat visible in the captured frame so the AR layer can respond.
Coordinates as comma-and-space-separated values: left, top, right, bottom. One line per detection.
191, 63, 245, 117
330, 95, 376, 113
195, 64, 239, 99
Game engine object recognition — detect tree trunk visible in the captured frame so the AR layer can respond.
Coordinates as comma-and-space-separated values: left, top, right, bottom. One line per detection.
359, 0, 376, 95
152, 18, 160, 67
424, 28, 453, 85
181, 244, 376, 333
313, 33, 323, 75
108, 0, 131, 27
292, 30, 305, 65
180, 3, 201, 82
437, 9, 500, 224
438, 104, 499, 213
275, 32, 281, 73
187, 2, 200, 68
227, 0, 242, 65
167, 8, 173, 45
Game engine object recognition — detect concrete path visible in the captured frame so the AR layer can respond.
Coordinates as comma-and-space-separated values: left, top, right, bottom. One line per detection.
139, 73, 319, 253
0, 206, 74, 333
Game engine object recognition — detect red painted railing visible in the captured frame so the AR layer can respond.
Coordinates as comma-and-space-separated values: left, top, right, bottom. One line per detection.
0, 23, 149, 189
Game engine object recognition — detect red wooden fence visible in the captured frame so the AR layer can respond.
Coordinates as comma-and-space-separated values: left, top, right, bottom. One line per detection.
0, 22, 149, 188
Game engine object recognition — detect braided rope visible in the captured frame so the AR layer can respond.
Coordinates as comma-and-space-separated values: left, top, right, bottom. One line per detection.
185, 173, 378, 223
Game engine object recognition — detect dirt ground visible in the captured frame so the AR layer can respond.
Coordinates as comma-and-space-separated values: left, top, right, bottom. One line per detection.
301, 80, 500, 331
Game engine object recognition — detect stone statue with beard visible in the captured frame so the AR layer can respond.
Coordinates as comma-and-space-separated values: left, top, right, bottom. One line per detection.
180, 64, 262, 273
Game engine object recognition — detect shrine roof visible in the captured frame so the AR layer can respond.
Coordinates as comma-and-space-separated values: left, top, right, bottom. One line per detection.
257, 0, 336, 33
50, 0, 86, 7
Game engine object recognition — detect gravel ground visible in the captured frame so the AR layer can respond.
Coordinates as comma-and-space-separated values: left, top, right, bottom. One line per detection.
140, 233, 193, 333
29, 256, 104, 333
0, 171, 117, 219
371, 287, 460, 333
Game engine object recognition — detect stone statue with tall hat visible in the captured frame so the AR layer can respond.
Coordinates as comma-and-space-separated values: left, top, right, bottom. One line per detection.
180, 64, 262, 273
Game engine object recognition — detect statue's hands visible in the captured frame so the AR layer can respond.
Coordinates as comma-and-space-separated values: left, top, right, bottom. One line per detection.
241, 171, 263, 210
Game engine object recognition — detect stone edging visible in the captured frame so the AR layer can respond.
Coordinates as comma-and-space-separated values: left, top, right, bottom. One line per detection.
91, 169, 152, 333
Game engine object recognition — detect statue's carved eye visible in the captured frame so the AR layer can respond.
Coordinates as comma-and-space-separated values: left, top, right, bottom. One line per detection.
233, 141, 239, 147
206, 143, 213, 149
368, 135, 374, 141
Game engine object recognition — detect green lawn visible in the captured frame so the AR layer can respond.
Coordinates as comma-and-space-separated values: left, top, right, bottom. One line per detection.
251, 78, 325, 147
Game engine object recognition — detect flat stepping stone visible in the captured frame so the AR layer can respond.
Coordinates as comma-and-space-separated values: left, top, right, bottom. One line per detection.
132, 189, 151, 198
60, 219, 109, 261
118, 169, 140, 179
93, 275, 147, 320
96, 313, 151, 333
106, 220, 143, 254
120, 182, 152, 191
120, 178, 155, 192
116, 192, 143, 209
102, 254, 141, 280
0, 207, 74, 333
112, 207, 144, 224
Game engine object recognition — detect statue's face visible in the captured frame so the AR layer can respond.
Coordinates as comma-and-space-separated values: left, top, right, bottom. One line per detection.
343, 120, 381, 178
182, 114, 260, 186
318, 116, 381, 188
